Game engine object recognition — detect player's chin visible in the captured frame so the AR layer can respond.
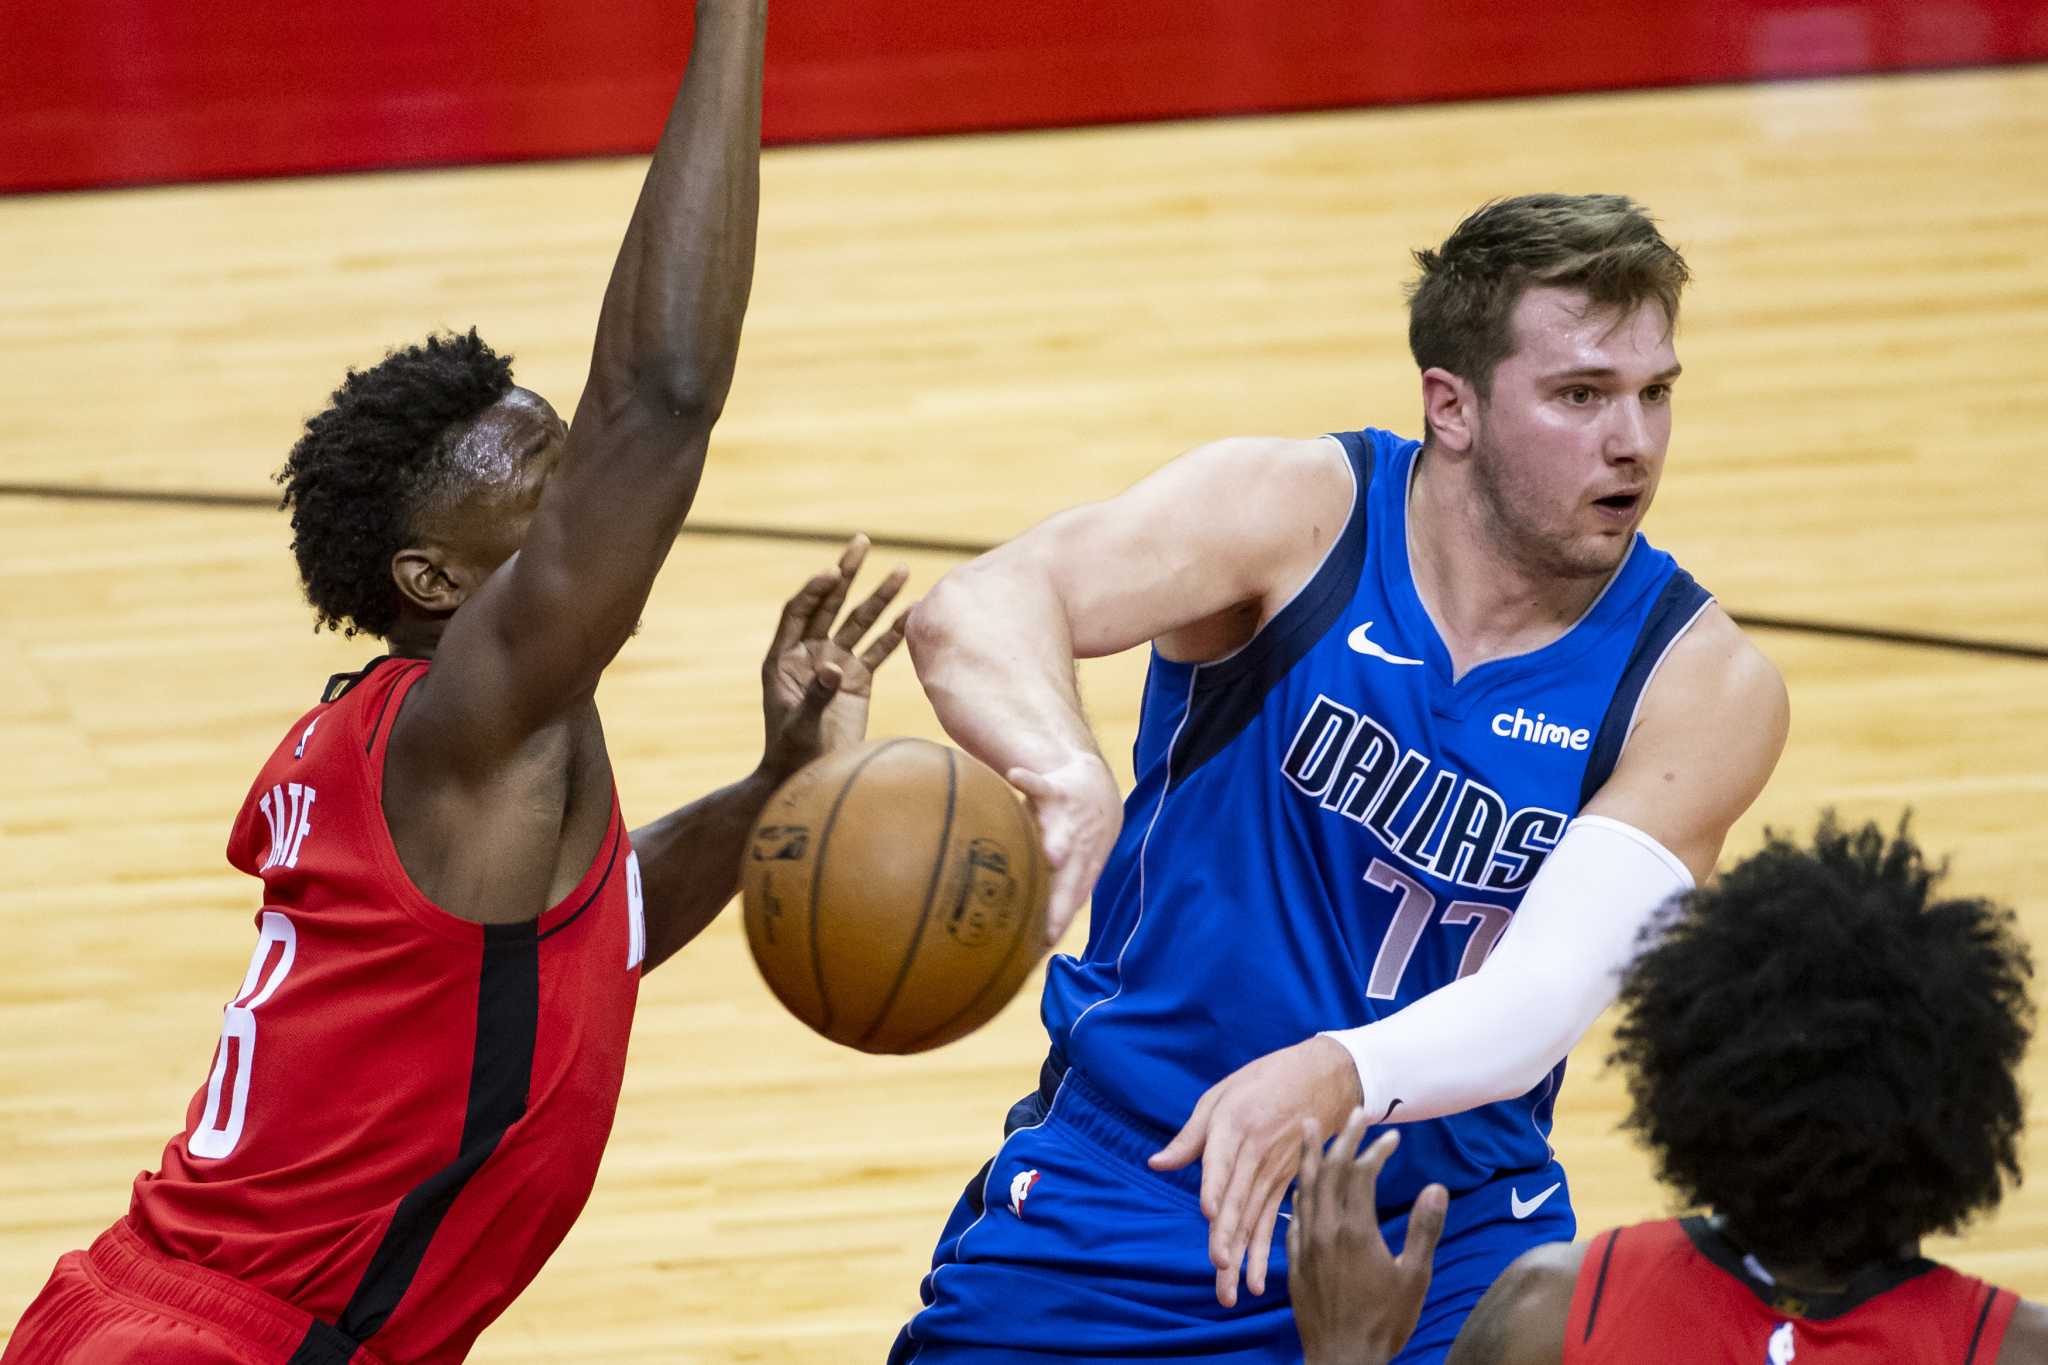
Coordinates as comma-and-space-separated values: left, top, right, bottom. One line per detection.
1560, 530, 1635, 578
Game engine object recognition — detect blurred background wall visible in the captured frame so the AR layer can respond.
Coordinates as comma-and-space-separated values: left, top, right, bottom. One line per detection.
6, 0, 2047, 193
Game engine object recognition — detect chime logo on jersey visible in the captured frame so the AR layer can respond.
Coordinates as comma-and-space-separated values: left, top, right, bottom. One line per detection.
1766, 1321, 1796, 1364
1281, 694, 1567, 891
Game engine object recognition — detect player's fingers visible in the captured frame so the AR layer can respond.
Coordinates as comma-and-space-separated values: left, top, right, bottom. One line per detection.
1149, 1089, 1215, 1173
803, 536, 868, 638
1214, 1262, 1239, 1311
836, 533, 871, 577
1285, 1193, 1301, 1271
1335, 1129, 1400, 1227
1334, 1114, 1386, 1225
1209, 1129, 1274, 1271
781, 667, 844, 748
859, 609, 913, 673
832, 566, 909, 651
1244, 1184, 1287, 1297
771, 572, 839, 657
1401, 1184, 1450, 1273
1294, 1116, 1324, 1211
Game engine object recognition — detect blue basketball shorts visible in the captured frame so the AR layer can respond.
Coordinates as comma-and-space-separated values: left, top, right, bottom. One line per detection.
888, 1066, 1574, 1364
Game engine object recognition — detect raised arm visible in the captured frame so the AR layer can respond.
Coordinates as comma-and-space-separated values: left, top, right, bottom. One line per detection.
907, 435, 1352, 940
418, 0, 768, 760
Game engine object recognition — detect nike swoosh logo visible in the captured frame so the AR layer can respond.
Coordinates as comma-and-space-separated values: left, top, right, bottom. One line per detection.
1510, 1181, 1562, 1220
1346, 621, 1424, 666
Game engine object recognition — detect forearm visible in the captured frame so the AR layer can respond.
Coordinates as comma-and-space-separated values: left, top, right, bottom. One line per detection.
1322, 816, 1694, 1123
591, 0, 765, 420
631, 766, 779, 973
908, 560, 1106, 777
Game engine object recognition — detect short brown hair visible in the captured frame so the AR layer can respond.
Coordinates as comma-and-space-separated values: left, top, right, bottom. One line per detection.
1406, 194, 1690, 402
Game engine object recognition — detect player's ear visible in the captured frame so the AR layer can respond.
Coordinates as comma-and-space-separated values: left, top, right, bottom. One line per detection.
1420, 366, 1478, 453
391, 545, 467, 616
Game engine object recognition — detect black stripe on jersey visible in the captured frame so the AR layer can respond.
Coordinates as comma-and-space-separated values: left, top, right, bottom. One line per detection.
1577, 569, 1714, 806
1964, 1283, 1999, 1364
284, 1319, 359, 1364
1164, 433, 1374, 792
291, 918, 541, 1358
1582, 1226, 1621, 1342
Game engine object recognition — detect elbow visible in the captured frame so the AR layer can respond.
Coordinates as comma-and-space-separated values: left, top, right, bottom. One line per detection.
629, 360, 729, 433
905, 573, 974, 673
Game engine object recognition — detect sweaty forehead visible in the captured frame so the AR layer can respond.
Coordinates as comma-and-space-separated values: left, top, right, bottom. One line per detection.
444, 387, 564, 483
1506, 287, 1677, 374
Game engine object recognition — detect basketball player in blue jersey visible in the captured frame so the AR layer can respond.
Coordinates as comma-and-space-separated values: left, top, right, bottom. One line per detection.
889, 194, 1790, 1364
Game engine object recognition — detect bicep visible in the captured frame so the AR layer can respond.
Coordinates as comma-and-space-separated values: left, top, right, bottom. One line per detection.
968, 435, 1352, 659
1581, 608, 1789, 882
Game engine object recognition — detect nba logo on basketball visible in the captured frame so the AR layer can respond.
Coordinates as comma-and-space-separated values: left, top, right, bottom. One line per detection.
1766, 1321, 1795, 1363
1009, 1169, 1041, 1218
945, 840, 1020, 947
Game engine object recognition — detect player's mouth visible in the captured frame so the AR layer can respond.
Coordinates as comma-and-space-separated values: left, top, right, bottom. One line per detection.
1591, 491, 1642, 522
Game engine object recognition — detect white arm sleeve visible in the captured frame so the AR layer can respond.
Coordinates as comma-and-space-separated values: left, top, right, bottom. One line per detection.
1319, 814, 1693, 1125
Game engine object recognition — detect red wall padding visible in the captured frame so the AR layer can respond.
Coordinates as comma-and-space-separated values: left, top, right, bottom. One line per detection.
5, 0, 2045, 193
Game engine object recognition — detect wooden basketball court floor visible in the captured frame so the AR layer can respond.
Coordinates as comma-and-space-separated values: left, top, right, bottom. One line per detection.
2, 64, 2044, 1361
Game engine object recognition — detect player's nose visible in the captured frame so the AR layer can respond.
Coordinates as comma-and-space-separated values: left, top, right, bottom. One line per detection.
1603, 397, 1653, 464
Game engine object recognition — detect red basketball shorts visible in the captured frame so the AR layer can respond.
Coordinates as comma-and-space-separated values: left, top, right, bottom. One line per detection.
3, 1220, 383, 1365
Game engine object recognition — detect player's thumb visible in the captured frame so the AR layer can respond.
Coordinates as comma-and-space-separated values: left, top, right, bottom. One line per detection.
1401, 1184, 1449, 1270
1149, 1103, 1210, 1171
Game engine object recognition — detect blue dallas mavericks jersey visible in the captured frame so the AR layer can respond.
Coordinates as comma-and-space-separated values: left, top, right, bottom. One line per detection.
1040, 427, 1713, 1210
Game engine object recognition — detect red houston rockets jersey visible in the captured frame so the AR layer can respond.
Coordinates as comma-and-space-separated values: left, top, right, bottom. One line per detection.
127, 656, 646, 1363
1565, 1218, 2017, 1365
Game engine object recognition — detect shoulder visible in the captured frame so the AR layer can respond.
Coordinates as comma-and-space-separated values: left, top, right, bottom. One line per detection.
1994, 1295, 2048, 1364
1180, 433, 1356, 503
1445, 1239, 1585, 1365
1634, 602, 1789, 762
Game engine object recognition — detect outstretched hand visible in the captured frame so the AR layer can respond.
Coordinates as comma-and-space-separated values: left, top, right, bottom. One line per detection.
1289, 1117, 1447, 1365
1149, 1035, 1364, 1308
760, 535, 910, 781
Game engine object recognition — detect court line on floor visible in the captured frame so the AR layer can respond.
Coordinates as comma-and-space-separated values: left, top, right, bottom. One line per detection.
4, 479, 2043, 662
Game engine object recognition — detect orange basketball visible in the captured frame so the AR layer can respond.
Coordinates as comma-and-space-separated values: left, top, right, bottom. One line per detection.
741, 738, 1050, 1055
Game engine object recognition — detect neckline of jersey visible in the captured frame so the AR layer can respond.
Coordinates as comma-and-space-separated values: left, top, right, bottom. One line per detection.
1380, 438, 1654, 711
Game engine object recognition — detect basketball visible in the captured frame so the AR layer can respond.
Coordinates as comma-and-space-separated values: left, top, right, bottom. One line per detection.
741, 738, 1050, 1055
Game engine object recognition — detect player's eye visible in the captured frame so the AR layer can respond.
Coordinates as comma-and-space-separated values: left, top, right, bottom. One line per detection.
1562, 386, 1596, 405
1643, 383, 1671, 404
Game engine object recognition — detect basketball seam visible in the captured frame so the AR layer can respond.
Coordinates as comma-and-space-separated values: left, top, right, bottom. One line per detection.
900, 780, 1045, 1053
856, 746, 958, 1050
808, 738, 909, 1037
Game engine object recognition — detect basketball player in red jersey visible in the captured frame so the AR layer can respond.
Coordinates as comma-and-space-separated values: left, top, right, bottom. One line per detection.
1289, 816, 2046, 1364
4, 2, 907, 1361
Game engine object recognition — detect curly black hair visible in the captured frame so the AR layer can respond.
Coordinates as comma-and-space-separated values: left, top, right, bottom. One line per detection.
1611, 813, 2033, 1276
275, 330, 516, 638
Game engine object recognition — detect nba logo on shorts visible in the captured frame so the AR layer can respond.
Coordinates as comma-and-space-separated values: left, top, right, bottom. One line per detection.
1008, 1169, 1041, 1218
1766, 1321, 1795, 1364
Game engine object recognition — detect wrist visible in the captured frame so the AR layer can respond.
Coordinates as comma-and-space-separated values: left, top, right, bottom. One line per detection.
1309, 1030, 1373, 1120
